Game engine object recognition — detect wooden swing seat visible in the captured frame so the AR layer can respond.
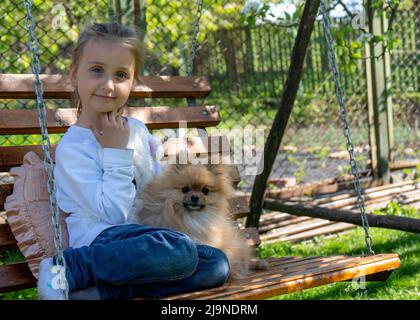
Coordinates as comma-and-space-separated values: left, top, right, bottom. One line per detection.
0, 74, 400, 299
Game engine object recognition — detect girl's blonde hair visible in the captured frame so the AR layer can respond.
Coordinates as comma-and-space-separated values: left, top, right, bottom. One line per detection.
71, 22, 144, 118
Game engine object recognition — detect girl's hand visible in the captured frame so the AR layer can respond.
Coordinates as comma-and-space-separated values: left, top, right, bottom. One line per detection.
89, 110, 129, 149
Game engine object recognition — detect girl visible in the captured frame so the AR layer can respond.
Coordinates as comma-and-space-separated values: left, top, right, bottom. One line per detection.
37, 22, 230, 300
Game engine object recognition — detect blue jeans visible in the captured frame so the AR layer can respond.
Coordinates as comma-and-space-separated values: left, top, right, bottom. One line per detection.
60, 224, 230, 300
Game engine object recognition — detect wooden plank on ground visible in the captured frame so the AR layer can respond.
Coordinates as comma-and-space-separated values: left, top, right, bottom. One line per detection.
259, 216, 313, 233
308, 180, 418, 206
259, 219, 334, 241
266, 176, 376, 200
272, 222, 355, 244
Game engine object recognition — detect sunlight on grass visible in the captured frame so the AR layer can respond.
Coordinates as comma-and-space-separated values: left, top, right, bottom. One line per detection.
256, 226, 420, 300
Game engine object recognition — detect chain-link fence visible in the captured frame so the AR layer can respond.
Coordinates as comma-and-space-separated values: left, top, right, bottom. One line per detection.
198, 18, 372, 192
1, 0, 418, 194
390, 8, 419, 163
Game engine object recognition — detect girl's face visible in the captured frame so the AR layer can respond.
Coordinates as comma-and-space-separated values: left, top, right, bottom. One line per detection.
71, 38, 135, 118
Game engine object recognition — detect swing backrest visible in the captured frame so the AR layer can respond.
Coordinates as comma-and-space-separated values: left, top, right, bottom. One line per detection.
0, 74, 259, 294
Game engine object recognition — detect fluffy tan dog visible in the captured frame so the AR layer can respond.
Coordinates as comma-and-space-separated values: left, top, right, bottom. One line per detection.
136, 163, 254, 278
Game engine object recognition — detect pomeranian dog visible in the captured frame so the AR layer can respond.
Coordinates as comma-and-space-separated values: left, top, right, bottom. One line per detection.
136, 163, 256, 278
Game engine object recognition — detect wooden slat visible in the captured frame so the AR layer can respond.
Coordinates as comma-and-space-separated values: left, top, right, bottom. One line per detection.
320, 184, 419, 209
0, 74, 211, 99
160, 254, 400, 300
0, 223, 17, 250
259, 181, 420, 244
215, 255, 400, 300
165, 256, 349, 300
0, 184, 13, 211
0, 262, 37, 293
142, 256, 352, 300
267, 176, 376, 200
269, 222, 355, 244
0, 146, 58, 172
0, 136, 234, 172
259, 219, 334, 241
228, 195, 250, 219
259, 212, 291, 223
259, 216, 312, 233
0, 106, 220, 135
162, 136, 230, 157
309, 180, 418, 206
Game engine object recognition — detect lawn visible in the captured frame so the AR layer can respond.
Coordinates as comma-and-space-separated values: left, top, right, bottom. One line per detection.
257, 226, 420, 300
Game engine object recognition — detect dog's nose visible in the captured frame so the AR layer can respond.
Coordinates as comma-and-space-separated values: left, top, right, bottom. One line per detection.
190, 194, 199, 203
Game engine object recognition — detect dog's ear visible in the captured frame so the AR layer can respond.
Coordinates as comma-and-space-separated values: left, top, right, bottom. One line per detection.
207, 164, 225, 176
171, 164, 186, 173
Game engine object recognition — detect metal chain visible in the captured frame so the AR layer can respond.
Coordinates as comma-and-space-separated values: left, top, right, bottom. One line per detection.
320, 0, 375, 256
186, 0, 204, 76
22, 0, 69, 299
186, 0, 207, 137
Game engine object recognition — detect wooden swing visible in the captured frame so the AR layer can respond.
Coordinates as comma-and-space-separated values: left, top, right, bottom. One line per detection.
0, 0, 400, 299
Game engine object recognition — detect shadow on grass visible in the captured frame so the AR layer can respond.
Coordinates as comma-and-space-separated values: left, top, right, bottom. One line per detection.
341, 232, 420, 258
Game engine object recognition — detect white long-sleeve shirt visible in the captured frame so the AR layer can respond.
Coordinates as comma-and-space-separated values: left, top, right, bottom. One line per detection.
54, 117, 162, 248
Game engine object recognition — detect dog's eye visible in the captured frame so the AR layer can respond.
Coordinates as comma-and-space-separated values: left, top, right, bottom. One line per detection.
202, 187, 210, 195
181, 186, 190, 193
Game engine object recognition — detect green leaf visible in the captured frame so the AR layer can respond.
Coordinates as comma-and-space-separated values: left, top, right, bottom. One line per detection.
351, 52, 362, 59
371, 35, 384, 43
351, 41, 363, 49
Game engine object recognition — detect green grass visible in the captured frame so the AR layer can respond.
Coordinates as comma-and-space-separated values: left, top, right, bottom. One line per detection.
0, 287, 37, 300
256, 227, 420, 300
256, 202, 420, 300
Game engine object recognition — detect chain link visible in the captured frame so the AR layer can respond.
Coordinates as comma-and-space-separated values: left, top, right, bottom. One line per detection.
186, 0, 204, 77
186, 0, 207, 137
320, 0, 375, 256
22, 0, 69, 299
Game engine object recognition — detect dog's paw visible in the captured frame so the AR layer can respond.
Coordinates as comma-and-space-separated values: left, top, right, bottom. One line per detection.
250, 258, 269, 270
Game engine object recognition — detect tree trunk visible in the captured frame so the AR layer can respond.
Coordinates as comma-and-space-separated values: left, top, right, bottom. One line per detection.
217, 28, 239, 94
247, 0, 322, 228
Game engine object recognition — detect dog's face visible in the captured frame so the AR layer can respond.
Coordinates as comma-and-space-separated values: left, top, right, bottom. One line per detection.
164, 164, 235, 215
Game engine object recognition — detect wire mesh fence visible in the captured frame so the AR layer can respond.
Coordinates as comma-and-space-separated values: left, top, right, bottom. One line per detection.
389, 8, 419, 164
198, 19, 373, 192
0, 0, 418, 194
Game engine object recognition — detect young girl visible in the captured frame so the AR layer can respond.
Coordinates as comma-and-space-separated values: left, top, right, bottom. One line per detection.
37, 22, 230, 300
